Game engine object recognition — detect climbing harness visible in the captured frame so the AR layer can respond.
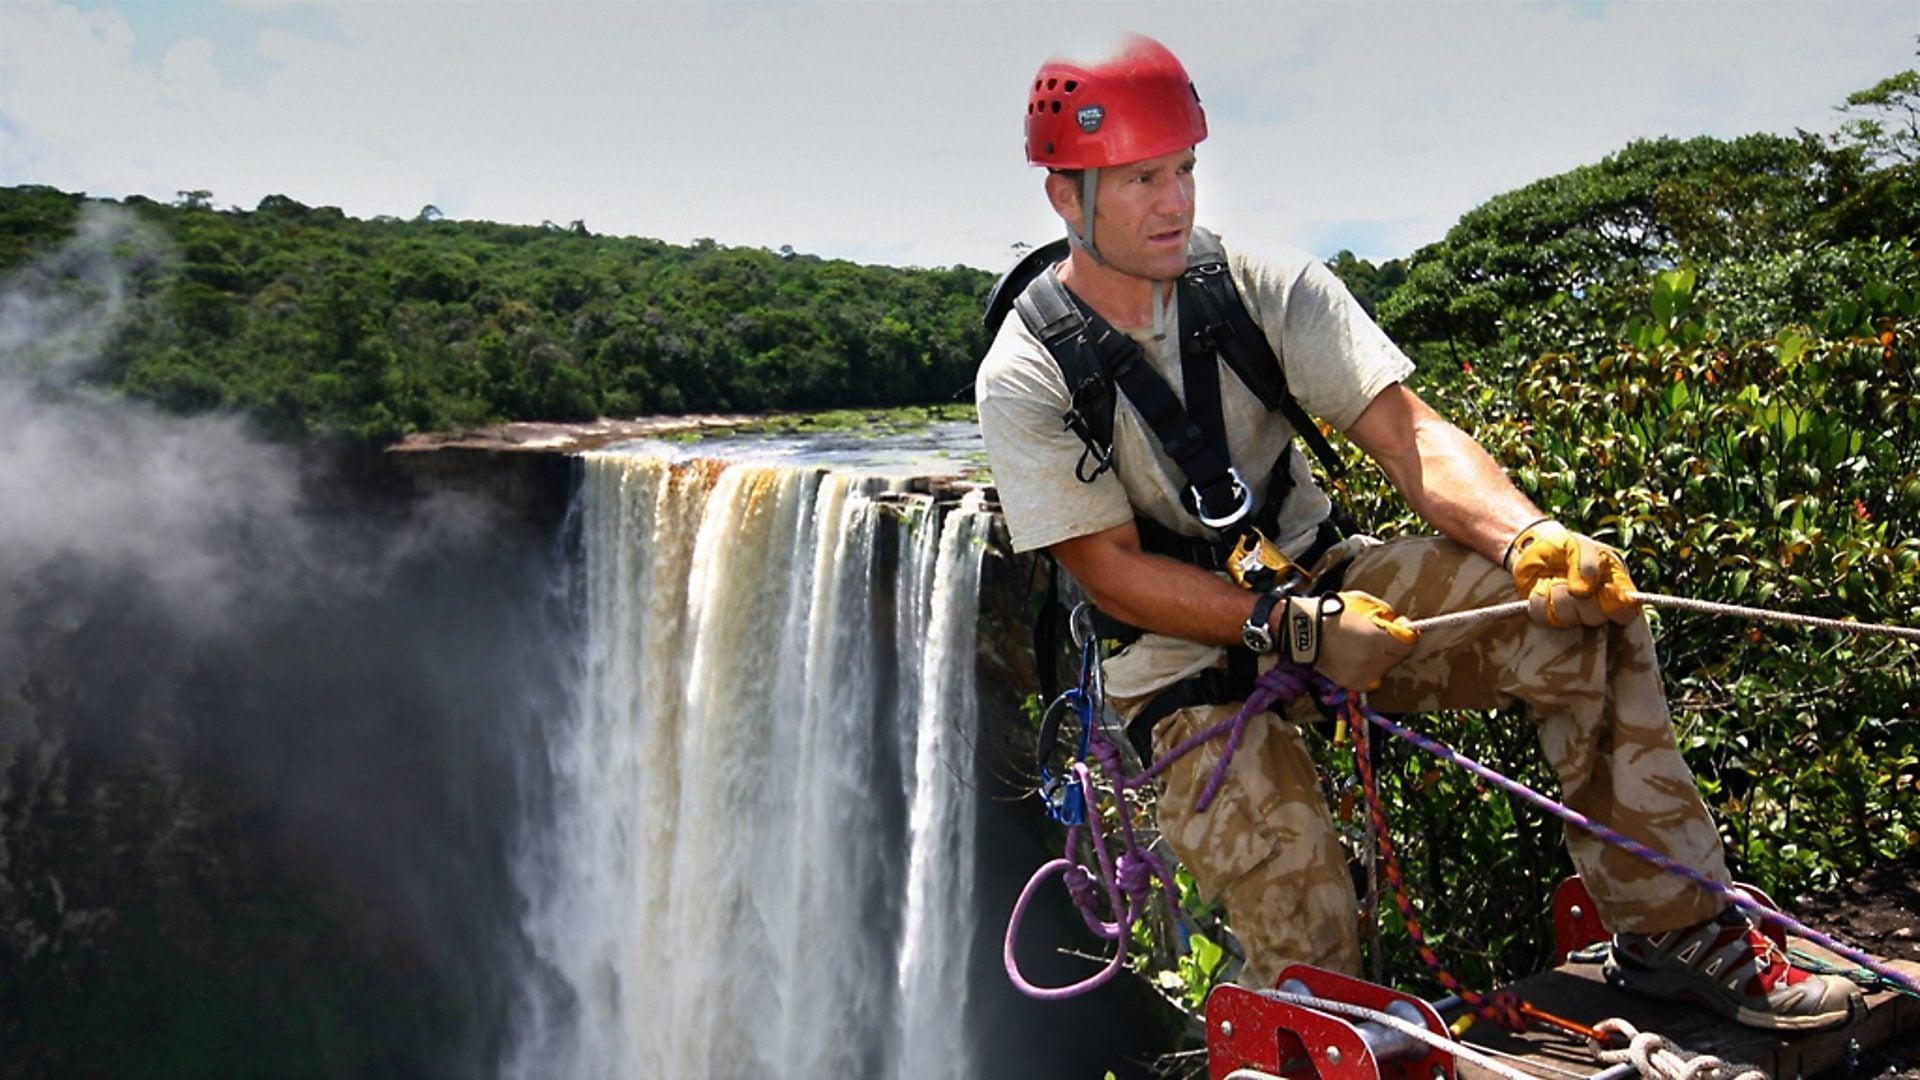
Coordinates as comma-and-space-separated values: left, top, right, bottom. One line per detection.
987, 226, 1358, 742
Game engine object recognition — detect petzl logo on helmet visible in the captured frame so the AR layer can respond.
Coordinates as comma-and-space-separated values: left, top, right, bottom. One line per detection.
1076, 105, 1104, 133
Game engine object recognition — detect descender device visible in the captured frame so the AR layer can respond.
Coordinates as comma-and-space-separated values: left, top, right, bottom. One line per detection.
1205, 965, 1457, 1080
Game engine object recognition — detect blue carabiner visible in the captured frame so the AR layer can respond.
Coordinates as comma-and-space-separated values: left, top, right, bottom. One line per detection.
1035, 690, 1088, 825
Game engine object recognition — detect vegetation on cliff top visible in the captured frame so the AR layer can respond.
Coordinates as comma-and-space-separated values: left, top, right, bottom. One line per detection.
0, 186, 992, 442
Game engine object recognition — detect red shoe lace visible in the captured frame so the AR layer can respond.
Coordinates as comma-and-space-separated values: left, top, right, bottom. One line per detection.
1744, 922, 1807, 992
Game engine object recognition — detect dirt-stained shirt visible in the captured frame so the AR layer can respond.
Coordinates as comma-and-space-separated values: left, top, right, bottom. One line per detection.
975, 234, 1413, 699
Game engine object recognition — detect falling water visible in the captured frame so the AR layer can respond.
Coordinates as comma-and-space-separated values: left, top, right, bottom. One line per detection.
509, 451, 989, 1080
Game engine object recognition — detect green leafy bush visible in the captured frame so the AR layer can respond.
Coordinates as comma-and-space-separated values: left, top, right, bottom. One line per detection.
1323, 250, 1920, 995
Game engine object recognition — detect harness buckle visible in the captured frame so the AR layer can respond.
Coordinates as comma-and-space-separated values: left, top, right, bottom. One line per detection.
1192, 466, 1254, 530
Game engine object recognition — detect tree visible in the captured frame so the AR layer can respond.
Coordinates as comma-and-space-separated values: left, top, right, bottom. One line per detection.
1835, 67, 1920, 167
1378, 134, 1845, 346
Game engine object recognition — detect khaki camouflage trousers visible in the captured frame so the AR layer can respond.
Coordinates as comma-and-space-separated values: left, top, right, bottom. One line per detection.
1118, 537, 1730, 989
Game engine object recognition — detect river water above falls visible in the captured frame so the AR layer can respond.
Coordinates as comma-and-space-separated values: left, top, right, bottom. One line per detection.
507, 430, 993, 1079
604, 418, 986, 478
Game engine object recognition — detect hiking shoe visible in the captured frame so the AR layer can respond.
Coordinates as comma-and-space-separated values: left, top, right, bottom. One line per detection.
1603, 907, 1862, 1031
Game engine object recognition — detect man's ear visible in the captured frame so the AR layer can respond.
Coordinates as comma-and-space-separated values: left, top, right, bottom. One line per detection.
1043, 172, 1081, 223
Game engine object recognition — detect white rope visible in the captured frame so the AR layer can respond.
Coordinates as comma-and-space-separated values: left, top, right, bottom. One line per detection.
1406, 591, 1920, 643
1591, 1019, 1767, 1080
1255, 989, 1538, 1080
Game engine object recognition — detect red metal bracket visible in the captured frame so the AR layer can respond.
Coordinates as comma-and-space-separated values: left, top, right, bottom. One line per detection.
1551, 876, 1608, 963
1552, 875, 1786, 964
1204, 965, 1455, 1080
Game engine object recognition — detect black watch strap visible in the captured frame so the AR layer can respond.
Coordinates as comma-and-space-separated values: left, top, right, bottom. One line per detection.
1249, 591, 1283, 630
1243, 591, 1284, 653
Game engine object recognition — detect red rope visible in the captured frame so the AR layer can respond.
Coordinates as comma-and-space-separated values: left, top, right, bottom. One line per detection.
1348, 698, 1529, 1034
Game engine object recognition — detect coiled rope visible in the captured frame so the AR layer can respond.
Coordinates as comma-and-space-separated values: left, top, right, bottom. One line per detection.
1005, 664, 1311, 998
1592, 1019, 1767, 1080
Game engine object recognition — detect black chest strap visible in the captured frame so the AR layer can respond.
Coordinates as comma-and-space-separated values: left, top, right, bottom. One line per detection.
1017, 268, 1254, 528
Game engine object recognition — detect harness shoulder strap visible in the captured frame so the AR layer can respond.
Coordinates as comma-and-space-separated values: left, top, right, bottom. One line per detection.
1181, 229, 1348, 481
1013, 268, 1251, 524
1013, 270, 1118, 482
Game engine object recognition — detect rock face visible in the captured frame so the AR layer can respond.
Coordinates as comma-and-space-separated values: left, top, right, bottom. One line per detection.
1, 429, 1180, 1075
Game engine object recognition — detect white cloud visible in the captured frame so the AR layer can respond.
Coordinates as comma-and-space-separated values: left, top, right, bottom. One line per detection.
1, 0, 1913, 270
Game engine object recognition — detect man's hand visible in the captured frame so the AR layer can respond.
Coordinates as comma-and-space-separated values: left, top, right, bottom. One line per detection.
1505, 520, 1639, 629
1280, 591, 1419, 692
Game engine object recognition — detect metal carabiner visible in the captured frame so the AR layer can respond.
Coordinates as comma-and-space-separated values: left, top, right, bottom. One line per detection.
1035, 690, 1091, 826
1069, 602, 1099, 650
1192, 466, 1254, 530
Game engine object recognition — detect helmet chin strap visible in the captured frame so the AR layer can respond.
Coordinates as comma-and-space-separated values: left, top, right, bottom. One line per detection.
1066, 168, 1104, 265
1150, 278, 1175, 342
1066, 167, 1178, 339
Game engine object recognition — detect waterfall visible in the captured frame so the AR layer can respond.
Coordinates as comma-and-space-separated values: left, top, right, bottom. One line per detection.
510, 452, 989, 1080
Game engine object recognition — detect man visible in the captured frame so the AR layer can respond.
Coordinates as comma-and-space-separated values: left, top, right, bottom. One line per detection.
977, 32, 1859, 1031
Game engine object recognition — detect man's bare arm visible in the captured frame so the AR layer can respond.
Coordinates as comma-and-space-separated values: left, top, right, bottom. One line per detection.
1051, 382, 1537, 644
1049, 521, 1262, 647
1344, 382, 1542, 565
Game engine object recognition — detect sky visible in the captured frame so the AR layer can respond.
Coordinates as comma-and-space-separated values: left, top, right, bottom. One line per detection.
1, 0, 1915, 271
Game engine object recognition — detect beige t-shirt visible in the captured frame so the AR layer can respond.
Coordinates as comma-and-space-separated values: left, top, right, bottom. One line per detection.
975, 235, 1414, 699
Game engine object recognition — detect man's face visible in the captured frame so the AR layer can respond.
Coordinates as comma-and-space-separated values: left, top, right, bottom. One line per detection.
1086, 147, 1197, 280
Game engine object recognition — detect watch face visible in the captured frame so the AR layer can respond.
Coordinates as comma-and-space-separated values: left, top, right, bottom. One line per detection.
1242, 622, 1274, 654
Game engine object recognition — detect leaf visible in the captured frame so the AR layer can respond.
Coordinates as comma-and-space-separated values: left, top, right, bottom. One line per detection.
1652, 284, 1675, 327
1190, 931, 1224, 972
1776, 330, 1807, 367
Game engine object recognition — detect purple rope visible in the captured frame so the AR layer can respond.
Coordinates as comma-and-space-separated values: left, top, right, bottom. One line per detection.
1128, 664, 1312, 809
1009, 659, 1918, 1003
1006, 665, 1314, 999
1005, 764, 1141, 999
1326, 683, 1920, 998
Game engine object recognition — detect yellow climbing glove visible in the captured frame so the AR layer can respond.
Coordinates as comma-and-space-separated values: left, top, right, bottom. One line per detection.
1504, 519, 1640, 629
1281, 591, 1420, 692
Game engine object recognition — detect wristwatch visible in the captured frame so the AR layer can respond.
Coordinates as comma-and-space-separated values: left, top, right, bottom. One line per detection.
1241, 592, 1284, 653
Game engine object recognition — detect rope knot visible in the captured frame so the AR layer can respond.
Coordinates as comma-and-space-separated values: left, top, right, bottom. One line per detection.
1063, 864, 1098, 910
1484, 988, 1528, 1033
1115, 850, 1153, 901
1257, 662, 1311, 703
1087, 735, 1123, 775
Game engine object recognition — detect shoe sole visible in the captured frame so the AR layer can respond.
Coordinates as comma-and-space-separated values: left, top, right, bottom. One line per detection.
1603, 959, 1858, 1032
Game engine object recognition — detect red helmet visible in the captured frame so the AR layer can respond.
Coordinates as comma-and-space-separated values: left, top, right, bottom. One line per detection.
1025, 33, 1208, 169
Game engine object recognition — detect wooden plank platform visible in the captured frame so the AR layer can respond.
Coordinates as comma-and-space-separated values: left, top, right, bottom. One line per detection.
1457, 945, 1920, 1078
